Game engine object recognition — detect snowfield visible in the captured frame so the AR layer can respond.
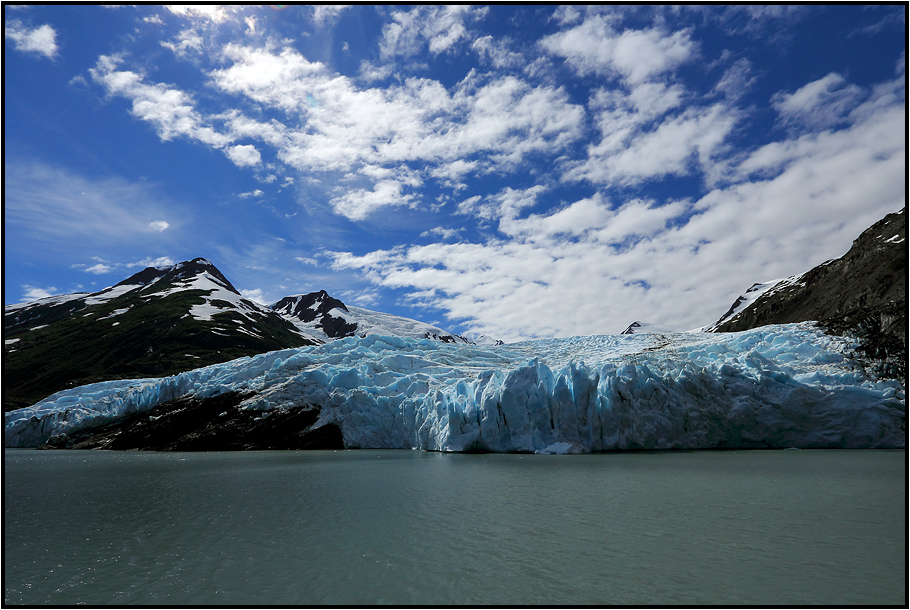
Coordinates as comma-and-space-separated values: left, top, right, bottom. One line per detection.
4, 322, 905, 451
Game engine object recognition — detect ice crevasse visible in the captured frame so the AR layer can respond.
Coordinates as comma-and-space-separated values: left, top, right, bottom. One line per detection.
4, 322, 906, 451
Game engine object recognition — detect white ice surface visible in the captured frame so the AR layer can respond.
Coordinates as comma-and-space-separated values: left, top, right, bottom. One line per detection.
5, 323, 905, 451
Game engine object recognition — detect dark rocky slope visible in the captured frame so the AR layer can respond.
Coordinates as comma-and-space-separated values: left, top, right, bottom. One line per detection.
40, 391, 343, 451
715, 209, 906, 379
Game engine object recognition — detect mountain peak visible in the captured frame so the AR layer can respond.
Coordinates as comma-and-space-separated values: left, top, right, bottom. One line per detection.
271, 291, 357, 339
619, 321, 679, 335
620, 321, 642, 335
273, 291, 350, 321
113, 257, 239, 295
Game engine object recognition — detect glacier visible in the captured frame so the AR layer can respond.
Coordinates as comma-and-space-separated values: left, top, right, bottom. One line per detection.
4, 322, 905, 452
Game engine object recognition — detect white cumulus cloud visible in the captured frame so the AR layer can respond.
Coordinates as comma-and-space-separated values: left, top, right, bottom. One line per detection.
88, 37, 587, 221
21, 285, 58, 301
380, 5, 487, 59
166, 5, 231, 23
331, 72, 905, 341
330, 180, 416, 221
240, 288, 268, 305
312, 5, 349, 26
84, 263, 113, 274
540, 15, 696, 84
5, 21, 58, 58
89, 55, 233, 149
136, 256, 175, 268
225, 144, 262, 167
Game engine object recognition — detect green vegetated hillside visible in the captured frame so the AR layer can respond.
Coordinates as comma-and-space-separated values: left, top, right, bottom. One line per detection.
3, 260, 313, 412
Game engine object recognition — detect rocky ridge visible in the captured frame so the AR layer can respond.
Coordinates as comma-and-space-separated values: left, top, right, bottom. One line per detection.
712, 209, 906, 379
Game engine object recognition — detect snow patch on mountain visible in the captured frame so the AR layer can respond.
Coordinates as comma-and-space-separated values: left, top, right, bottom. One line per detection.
83, 283, 144, 307
121, 259, 282, 328
97, 307, 131, 320
154, 271, 264, 324
5, 292, 92, 313
345, 306, 471, 344
701, 275, 807, 332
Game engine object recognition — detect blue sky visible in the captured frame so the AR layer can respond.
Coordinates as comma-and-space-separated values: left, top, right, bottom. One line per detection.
4, 5, 905, 341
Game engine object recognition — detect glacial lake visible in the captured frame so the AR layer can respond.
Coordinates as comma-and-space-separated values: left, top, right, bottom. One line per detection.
4, 448, 905, 606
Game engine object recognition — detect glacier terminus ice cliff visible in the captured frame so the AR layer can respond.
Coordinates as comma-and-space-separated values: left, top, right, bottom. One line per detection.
5, 322, 904, 452
5, 209, 904, 453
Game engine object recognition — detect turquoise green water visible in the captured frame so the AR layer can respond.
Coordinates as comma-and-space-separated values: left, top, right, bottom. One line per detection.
4, 449, 905, 605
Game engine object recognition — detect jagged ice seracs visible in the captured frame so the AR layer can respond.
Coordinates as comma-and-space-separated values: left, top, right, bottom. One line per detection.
4, 323, 905, 451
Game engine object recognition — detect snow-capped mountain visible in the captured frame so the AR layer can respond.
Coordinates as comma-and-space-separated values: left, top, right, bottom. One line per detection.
468, 334, 505, 346
271, 291, 358, 343
4, 258, 480, 412
3, 258, 312, 412
272, 291, 473, 345
706, 208, 906, 379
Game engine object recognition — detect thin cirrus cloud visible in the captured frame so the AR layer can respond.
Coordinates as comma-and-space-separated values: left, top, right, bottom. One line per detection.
71, 257, 177, 277
4, 161, 178, 247
310, 5, 350, 27
539, 14, 696, 84
771, 72, 865, 130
